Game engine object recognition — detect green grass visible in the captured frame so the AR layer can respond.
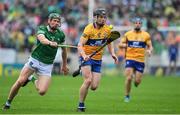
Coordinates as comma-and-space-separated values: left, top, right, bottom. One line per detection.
0, 75, 180, 114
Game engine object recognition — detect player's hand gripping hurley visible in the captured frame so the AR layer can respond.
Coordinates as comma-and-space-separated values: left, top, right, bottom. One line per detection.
72, 31, 121, 77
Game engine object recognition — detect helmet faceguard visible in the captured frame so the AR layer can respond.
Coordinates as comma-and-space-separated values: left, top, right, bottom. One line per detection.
133, 17, 143, 31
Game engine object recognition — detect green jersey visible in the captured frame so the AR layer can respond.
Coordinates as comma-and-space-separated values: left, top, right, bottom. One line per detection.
31, 25, 65, 64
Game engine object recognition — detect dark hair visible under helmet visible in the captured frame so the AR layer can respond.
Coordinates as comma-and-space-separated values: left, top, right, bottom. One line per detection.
48, 13, 61, 20
93, 8, 107, 17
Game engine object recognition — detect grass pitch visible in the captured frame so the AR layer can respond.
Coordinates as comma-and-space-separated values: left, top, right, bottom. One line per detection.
0, 75, 180, 114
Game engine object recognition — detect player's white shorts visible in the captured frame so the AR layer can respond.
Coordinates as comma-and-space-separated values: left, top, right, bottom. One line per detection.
25, 57, 53, 77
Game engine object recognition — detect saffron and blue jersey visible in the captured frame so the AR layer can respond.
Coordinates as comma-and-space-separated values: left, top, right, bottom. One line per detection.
120, 30, 151, 73
80, 23, 111, 60
120, 30, 151, 63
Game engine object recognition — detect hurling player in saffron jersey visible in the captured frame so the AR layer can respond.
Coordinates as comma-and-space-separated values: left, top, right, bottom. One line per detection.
119, 16, 153, 102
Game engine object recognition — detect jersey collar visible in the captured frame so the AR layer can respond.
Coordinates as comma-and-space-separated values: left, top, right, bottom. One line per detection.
47, 25, 58, 32
93, 23, 97, 29
93, 22, 104, 29
47, 25, 51, 31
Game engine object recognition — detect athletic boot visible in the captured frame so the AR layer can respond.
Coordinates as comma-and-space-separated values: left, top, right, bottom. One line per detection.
77, 102, 86, 112
124, 95, 130, 103
2, 101, 11, 110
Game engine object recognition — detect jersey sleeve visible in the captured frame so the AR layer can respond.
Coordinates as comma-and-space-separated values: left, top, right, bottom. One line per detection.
145, 32, 151, 46
37, 26, 46, 35
81, 25, 91, 40
106, 27, 111, 39
121, 33, 128, 43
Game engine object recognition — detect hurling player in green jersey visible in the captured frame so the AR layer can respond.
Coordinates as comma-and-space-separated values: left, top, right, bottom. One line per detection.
3, 13, 69, 110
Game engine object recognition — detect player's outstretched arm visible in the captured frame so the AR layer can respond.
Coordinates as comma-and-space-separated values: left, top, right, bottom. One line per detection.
61, 47, 69, 75
37, 34, 57, 47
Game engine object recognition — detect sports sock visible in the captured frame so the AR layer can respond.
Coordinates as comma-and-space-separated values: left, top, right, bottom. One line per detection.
134, 82, 138, 87
28, 75, 33, 80
28, 75, 37, 83
5, 99, 12, 106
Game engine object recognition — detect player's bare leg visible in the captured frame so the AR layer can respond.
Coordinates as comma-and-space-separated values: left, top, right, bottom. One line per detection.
124, 68, 134, 102
3, 66, 34, 110
134, 71, 143, 87
34, 75, 51, 96
78, 66, 92, 112
168, 61, 173, 75
173, 61, 177, 74
90, 72, 101, 90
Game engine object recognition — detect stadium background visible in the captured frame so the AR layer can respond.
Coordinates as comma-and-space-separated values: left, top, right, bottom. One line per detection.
0, 0, 180, 114
0, 0, 180, 77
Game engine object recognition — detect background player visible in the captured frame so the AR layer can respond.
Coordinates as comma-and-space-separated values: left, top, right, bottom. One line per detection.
119, 16, 153, 102
166, 31, 179, 75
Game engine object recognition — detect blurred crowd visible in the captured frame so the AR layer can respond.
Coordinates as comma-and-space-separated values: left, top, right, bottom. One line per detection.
0, 0, 180, 55
0, 0, 89, 52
